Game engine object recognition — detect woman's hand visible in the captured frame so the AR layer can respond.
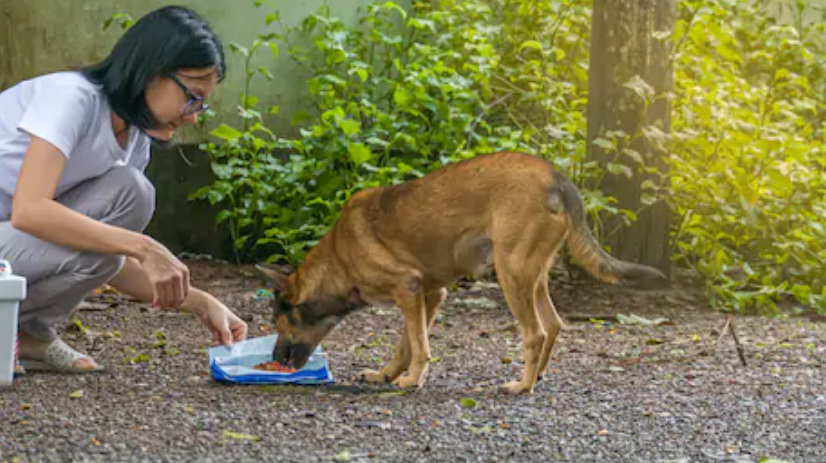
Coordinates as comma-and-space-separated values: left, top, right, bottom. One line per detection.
108, 260, 247, 348
196, 294, 248, 348
138, 237, 190, 309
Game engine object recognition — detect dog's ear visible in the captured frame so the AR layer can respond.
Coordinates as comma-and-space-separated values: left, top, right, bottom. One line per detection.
255, 263, 293, 293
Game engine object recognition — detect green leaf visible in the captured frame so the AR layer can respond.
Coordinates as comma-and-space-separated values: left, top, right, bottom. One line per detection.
69, 390, 84, 399
222, 430, 259, 441
216, 210, 232, 225
347, 143, 371, 165
623, 75, 655, 102
768, 168, 794, 196
244, 95, 259, 108
382, 2, 407, 19
228, 41, 249, 57
393, 86, 410, 106
592, 138, 614, 150
460, 398, 477, 408
210, 124, 243, 141
340, 119, 361, 137
259, 67, 274, 80
519, 40, 543, 53
378, 391, 410, 398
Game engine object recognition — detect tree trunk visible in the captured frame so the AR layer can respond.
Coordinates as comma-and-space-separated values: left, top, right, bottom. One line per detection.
586, 0, 674, 278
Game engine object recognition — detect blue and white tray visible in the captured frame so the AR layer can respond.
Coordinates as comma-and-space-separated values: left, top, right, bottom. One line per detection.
208, 334, 335, 385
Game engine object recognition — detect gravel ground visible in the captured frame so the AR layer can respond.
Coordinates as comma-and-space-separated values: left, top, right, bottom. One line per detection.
1, 259, 824, 463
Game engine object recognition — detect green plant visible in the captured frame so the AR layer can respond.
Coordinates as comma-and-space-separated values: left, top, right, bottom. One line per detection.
105, 0, 826, 316
191, 0, 626, 266
666, 0, 826, 314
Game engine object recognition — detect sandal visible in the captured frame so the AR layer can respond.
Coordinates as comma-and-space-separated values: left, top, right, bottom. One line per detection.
19, 338, 104, 374
14, 360, 26, 376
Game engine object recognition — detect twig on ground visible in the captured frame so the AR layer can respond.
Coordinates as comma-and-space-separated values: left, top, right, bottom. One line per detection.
728, 316, 748, 367
714, 315, 747, 366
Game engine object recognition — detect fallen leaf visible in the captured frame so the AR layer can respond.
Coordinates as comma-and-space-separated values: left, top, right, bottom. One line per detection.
70, 390, 84, 399
598, 429, 609, 435
460, 398, 477, 408
617, 313, 670, 326
378, 391, 409, 398
335, 449, 352, 462
222, 430, 259, 441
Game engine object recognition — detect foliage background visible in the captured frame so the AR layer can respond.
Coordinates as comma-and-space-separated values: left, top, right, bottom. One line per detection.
138, 0, 825, 316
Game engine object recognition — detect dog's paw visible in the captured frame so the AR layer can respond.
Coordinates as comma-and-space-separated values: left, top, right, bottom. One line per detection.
357, 369, 391, 385
392, 373, 424, 389
499, 381, 535, 395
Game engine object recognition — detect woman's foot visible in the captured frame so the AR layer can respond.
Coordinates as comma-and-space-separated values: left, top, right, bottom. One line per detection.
18, 331, 102, 373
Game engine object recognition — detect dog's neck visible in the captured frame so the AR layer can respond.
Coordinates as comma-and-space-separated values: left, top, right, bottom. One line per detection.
292, 249, 352, 303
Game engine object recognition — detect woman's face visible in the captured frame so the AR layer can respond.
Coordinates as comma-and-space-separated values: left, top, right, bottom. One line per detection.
144, 66, 219, 140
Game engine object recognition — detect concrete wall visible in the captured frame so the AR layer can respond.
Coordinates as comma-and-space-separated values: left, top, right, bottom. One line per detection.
0, 0, 394, 143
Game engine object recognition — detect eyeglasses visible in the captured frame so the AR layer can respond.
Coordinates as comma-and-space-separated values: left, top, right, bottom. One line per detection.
169, 74, 210, 116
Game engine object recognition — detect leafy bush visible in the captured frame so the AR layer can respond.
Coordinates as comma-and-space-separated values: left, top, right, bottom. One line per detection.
666, 0, 826, 314
105, 0, 826, 316
190, 0, 610, 265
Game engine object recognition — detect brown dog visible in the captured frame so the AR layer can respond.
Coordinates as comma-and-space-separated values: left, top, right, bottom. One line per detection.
256, 151, 666, 394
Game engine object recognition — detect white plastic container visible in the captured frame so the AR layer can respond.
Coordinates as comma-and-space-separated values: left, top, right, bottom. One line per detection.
0, 259, 26, 386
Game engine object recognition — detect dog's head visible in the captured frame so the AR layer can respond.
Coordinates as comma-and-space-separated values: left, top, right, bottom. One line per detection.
255, 264, 363, 370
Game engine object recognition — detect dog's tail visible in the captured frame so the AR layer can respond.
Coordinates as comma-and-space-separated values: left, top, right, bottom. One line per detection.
549, 170, 667, 287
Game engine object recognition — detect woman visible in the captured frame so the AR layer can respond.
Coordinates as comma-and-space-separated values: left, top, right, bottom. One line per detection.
0, 6, 248, 374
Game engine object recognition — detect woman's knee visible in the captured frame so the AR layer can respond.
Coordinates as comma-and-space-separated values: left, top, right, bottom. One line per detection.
99, 166, 156, 232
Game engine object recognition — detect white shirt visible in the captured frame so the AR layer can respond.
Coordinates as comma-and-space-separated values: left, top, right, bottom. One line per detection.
0, 71, 151, 220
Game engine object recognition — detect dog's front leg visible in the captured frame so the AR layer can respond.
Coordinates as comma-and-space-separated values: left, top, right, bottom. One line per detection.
391, 277, 430, 389
359, 288, 446, 385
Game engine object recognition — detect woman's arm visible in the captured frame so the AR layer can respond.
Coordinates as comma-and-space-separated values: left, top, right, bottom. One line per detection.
107, 256, 204, 315
12, 136, 153, 259
12, 135, 189, 308
108, 256, 248, 347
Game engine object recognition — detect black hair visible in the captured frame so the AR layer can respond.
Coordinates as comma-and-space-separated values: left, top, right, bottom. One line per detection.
82, 5, 226, 132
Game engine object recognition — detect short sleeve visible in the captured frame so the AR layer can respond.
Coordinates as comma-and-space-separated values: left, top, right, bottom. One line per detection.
16, 82, 94, 159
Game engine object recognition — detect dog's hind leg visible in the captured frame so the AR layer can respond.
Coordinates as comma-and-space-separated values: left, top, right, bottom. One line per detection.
494, 252, 547, 394
535, 270, 564, 382
358, 288, 447, 385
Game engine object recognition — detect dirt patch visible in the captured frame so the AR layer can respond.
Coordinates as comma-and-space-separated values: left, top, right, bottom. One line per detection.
1, 259, 823, 463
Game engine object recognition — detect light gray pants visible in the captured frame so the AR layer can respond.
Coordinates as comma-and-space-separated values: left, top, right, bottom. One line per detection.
0, 166, 155, 341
